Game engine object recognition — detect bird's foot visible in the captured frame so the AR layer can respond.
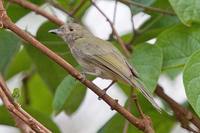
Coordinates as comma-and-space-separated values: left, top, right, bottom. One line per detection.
98, 81, 116, 100
98, 88, 107, 100
79, 72, 86, 82
110, 99, 118, 110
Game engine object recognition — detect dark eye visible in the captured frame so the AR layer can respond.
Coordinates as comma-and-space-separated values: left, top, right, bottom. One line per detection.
69, 28, 74, 31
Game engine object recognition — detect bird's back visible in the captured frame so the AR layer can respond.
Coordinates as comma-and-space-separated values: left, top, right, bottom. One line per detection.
74, 36, 136, 81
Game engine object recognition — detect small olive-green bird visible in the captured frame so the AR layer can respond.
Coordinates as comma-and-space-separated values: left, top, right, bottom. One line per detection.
49, 23, 160, 111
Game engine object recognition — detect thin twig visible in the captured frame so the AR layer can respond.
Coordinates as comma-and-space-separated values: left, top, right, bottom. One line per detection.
22, 69, 35, 105
0, 1, 153, 132
131, 89, 145, 118
122, 96, 131, 133
0, 75, 51, 133
128, 5, 137, 46
119, 0, 175, 16
109, 0, 118, 40
91, 0, 131, 57
13, 116, 36, 133
155, 86, 200, 132
112, 0, 118, 26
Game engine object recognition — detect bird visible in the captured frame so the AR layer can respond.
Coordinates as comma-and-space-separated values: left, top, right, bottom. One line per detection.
49, 22, 161, 111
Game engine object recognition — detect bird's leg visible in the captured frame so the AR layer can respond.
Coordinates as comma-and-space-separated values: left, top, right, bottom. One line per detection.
80, 69, 97, 82
104, 80, 116, 92
80, 72, 86, 82
98, 80, 116, 100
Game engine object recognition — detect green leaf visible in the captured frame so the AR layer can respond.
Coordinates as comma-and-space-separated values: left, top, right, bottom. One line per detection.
169, 0, 200, 26
63, 81, 86, 115
5, 48, 32, 79
24, 73, 53, 115
0, 30, 21, 75
53, 75, 76, 113
152, 0, 173, 9
156, 24, 200, 70
24, 22, 77, 91
183, 50, 200, 117
0, 106, 15, 126
53, 75, 86, 115
130, 43, 162, 93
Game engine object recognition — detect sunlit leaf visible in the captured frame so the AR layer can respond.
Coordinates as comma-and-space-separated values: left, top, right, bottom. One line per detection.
169, 0, 200, 26
157, 24, 200, 70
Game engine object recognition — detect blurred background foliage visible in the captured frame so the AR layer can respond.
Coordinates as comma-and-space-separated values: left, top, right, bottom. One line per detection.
1, 0, 200, 132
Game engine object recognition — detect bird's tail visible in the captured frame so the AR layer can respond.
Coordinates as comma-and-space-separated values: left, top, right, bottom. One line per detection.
128, 77, 161, 112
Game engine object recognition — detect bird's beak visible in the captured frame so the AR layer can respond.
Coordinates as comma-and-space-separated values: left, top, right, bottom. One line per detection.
48, 28, 62, 35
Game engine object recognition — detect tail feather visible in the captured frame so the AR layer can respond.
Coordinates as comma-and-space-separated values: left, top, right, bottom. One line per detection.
129, 77, 161, 112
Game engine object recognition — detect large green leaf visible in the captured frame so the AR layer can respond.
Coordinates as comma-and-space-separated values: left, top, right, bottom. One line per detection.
24, 22, 77, 91
0, 30, 21, 75
53, 75, 86, 115
130, 43, 162, 93
183, 50, 200, 117
156, 24, 200, 71
63, 80, 86, 115
169, 0, 200, 26
5, 48, 32, 79
24, 73, 53, 115
53, 75, 76, 114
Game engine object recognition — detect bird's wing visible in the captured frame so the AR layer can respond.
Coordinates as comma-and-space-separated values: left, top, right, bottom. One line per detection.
77, 37, 134, 80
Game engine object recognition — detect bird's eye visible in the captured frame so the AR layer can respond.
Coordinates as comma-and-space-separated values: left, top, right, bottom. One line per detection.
69, 28, 74, 31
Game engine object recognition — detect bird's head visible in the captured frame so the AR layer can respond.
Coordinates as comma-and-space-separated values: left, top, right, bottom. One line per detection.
49, 23, 91, 43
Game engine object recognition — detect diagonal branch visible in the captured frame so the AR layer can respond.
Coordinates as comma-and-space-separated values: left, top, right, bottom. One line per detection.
155, 86, 200, 132
0, 1, 153, 132
0, 75, 51, 133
